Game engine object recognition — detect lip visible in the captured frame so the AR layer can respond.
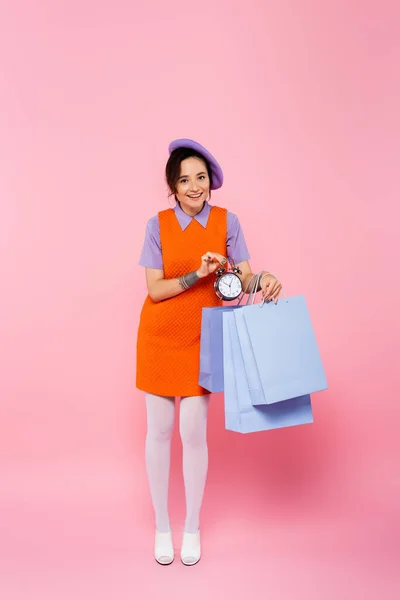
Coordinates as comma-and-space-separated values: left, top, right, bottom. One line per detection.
187, 193, 203, 199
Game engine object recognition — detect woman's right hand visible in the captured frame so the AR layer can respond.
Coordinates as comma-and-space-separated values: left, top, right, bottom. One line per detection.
197, 252, 227, 279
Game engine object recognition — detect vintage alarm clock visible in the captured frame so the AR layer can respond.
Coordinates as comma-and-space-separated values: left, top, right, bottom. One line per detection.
214, 261, 243, 301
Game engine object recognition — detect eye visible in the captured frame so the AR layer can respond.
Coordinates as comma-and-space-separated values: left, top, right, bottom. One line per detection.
199, 175, 206, 180
180, 178, 188, 184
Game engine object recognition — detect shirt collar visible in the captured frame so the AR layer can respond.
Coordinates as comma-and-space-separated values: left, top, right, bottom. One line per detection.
173, 201, 211, 231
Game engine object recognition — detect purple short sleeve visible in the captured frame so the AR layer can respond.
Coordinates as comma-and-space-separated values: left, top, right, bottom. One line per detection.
227, 212, 251, 264
139, 216, 164, 269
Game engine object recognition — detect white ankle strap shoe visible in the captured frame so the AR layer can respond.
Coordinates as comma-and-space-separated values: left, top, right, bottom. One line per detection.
181, 530, 201, 566
155, 530, 174, 565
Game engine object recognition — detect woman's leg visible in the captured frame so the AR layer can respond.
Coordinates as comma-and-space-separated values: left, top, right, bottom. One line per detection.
179, 394, 210, 534
145, 393, 175, 533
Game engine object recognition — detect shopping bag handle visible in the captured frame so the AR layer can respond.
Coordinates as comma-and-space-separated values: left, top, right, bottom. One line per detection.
236, 274, 256, 305
249, 272, 262, 305
236, 272, 263, 306
236, 273, 288, 307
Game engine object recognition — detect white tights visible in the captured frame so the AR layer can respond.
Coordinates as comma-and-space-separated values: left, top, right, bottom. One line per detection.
145, 392, 210, 534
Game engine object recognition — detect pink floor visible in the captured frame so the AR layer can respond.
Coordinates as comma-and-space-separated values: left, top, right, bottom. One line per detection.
1, 447, 399, 600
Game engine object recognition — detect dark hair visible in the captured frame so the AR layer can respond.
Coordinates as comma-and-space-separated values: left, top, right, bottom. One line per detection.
165, 147, 213, 200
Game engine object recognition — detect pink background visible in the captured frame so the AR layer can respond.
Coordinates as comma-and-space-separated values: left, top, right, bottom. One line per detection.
1, 1, 399, 598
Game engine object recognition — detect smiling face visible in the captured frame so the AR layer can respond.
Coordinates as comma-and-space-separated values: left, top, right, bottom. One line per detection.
174, 157, 211, 216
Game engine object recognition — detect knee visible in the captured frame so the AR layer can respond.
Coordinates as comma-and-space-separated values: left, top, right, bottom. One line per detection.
147, 422, 174, 444
180, 421, 207, 448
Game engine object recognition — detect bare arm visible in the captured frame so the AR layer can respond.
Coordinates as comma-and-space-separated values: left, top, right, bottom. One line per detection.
236, 260, 282, 302
145, 267, 200, 303
145, 251, 227, 303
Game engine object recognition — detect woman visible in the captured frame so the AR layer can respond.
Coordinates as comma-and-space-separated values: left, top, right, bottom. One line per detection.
137, 139, 282, 566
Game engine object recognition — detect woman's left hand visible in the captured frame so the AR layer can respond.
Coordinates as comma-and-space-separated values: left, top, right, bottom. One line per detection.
261, 273, 282, 304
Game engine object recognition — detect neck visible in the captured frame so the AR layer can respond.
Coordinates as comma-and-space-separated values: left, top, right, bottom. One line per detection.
177, 200, 206, 218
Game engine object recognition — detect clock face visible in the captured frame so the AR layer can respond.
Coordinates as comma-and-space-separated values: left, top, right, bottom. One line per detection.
217, 273, 242, 299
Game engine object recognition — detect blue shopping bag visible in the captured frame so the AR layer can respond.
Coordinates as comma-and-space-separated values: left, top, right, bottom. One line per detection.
233, 307, 265, 406
198, 306, 241, 393
199, 273, 262, 393
222, 311, 313, 434
235, 295, 328, 405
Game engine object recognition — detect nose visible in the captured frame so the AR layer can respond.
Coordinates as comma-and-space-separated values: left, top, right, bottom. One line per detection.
189, 180, 200, 191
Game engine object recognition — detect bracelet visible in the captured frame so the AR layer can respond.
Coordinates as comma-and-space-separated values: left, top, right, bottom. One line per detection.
178, 270, 200, 291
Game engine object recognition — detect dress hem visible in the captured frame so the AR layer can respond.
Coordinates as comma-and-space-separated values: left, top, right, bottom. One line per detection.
136, 384, 211, 398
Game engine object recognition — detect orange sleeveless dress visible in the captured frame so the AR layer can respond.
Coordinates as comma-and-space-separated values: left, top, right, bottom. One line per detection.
136, 206, 227, 397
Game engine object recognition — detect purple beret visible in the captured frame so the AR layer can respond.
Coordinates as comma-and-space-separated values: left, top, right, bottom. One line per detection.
168, 138, 224, 190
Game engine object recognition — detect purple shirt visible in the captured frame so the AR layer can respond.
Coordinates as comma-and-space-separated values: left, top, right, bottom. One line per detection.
139, 202, 250, 269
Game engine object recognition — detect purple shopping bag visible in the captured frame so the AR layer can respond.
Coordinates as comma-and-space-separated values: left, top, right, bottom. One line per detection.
199, 273, 264, 393
198, 306, 241, 393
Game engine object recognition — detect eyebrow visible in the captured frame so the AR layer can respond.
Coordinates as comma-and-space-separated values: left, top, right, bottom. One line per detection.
179, 172, 207, 179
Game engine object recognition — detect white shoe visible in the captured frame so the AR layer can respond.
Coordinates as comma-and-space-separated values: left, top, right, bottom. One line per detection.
154, 530, 174, 565
181, 530, 201, 566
